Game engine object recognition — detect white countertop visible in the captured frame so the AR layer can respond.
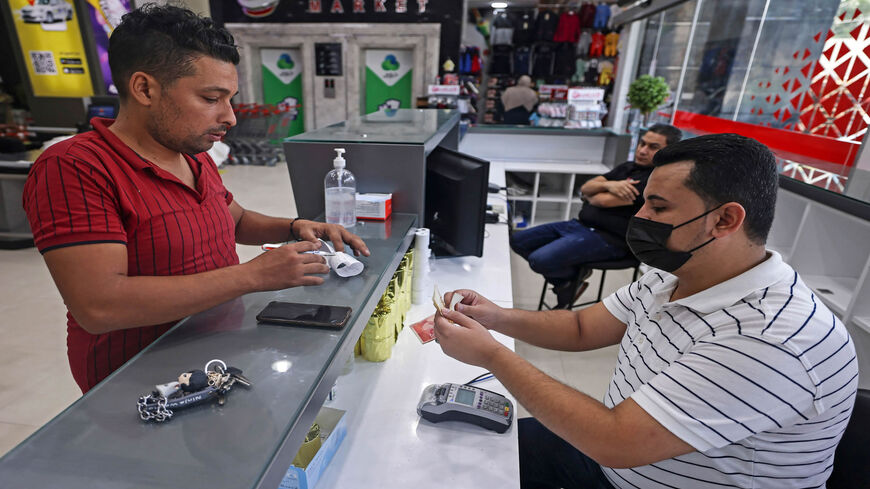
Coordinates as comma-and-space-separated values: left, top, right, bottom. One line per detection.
317, 163, 520, 488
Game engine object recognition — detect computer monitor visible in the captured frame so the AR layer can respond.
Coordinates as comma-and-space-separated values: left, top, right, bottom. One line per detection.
425, 146, 490, 257
86, 104, 116, 120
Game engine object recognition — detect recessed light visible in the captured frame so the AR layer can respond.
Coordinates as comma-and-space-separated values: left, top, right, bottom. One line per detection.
491, 2, 508, 8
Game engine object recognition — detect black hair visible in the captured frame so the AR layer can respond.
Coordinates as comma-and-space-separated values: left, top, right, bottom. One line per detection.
109, 4, 239, 99
645, 123, 683, 146
652, 133, 778, 244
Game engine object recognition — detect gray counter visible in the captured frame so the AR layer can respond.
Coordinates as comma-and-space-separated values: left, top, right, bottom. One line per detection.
283, 109, 461, 224
0, 214, 417, 489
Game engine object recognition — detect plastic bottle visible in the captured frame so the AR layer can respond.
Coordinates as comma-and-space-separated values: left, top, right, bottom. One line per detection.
324, 148, 356, 227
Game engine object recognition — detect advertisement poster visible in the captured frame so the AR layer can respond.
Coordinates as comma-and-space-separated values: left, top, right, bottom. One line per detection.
8, 0, 94, 97
84, 0, 131, 95
260, 48, 304, 139
364, 49, 412, 114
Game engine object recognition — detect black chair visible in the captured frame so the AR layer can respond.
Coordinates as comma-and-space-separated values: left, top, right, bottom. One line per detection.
827, 388, 870, 488
538, 257, 640, 311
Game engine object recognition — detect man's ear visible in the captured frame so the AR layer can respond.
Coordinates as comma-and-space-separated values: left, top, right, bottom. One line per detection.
711, 202, 746, 239
127, 71, 160, 108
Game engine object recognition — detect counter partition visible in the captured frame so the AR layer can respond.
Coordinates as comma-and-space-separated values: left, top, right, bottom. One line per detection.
0, 214, 417, 489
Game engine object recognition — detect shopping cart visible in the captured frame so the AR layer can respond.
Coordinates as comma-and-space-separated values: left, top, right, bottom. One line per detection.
224, 103, 298, 166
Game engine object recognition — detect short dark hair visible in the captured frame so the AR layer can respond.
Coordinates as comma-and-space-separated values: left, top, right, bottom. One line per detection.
645, 123, 683, 146
109, 4, 239, 99
652, 133, 778, 244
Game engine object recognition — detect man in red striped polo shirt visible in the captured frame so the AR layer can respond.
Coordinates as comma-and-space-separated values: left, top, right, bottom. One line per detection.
22, 5, 369, 393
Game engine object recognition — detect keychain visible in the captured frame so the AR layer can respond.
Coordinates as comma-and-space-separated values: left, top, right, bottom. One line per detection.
137, 359, 252, 422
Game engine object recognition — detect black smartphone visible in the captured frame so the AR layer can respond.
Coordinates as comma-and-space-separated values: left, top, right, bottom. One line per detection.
256, 301, 352, 329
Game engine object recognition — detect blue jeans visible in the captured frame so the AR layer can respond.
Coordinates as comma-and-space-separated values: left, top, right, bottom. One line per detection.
519, 418, 615, 489
510, 220, 627, 285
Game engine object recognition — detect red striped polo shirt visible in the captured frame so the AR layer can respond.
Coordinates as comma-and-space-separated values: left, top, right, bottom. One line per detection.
23, 118, 239, 393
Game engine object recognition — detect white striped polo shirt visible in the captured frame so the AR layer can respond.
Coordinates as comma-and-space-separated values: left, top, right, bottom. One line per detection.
599, 251, 858, 488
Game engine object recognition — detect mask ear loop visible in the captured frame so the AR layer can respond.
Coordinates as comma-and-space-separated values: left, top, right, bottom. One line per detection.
678, 203, 724, 253
672, 203, 725, 230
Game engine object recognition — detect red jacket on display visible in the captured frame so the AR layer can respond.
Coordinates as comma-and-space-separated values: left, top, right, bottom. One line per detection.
554, 10, 581, 43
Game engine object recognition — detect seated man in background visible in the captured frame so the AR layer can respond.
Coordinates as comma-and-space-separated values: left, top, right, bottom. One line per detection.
22, 5, 369, 393
510, 123, 682, 308
435, 134, 857, 488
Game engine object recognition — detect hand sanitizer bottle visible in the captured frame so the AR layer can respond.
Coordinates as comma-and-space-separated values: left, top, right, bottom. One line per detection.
324, 148, 356, 227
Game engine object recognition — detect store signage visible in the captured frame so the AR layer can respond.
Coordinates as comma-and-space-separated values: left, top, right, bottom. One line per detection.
308, 0, 426, 14
261, 48, 305, 138
568, 88, 605, 102
538, 84, 568, 96
7, 0, 95, 97
427, 85, 460, 96
365, 49, 413, 114
84, 0, 131, 95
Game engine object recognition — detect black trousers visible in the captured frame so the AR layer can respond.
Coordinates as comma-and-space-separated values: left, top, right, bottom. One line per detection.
519, 418, 616, 489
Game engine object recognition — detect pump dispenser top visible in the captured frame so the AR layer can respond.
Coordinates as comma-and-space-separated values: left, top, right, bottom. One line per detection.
333, 148, 346, 169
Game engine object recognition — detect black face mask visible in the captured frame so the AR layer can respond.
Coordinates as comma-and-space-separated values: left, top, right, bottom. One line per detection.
626, 205, 722, 273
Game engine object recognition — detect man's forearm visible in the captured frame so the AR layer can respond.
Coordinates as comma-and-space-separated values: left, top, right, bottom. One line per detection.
493, 308, 618, 352
75, 264, 256, 334
235, 208, 294, 245
580, 179, 609, 198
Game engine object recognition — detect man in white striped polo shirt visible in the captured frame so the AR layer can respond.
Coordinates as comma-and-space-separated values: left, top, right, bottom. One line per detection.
434, 134, 858, 488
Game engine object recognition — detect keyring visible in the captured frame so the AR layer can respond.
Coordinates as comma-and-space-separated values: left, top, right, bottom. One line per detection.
204, 359, 227, 373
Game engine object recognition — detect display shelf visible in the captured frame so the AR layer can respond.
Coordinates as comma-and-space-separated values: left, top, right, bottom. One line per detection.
537, 172, 574, 198
800, 275, 858, 316
537, 195, 569, 202
853, 316, 870, 335
788, 204, 870, 288
507, 195, 534, 202
768, 190, 809, 261
534, 201, 569, 225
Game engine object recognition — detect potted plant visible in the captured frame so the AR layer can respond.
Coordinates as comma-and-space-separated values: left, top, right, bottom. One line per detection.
627, 75, 670, 126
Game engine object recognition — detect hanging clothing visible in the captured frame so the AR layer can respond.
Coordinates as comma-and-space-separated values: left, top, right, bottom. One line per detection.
572, 58, 588, 83
576, 30, 592, 57
532, 43, 556, 77
514, 46, 532, 76
553, 42, 577, 76
489, 45, 513, 74
554, 11, 581, 43
608, 4, 622, 29
579, 2, 596, 28
604, 31, 620, 57
589, 31, 605, 57
593, 3, 611, 29
534, 10, 559, 42
598, 60, 614, 85
491, 13, 514, 46
584, 59, 600, 85
513, 12, 535, 45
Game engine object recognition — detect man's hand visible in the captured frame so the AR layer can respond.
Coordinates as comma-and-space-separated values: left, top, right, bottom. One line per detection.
434, 308, 508, 368
294, 220, 371, 257
244, 241, 330, 290
605, 179, 640, 201
443, 289, 504, 330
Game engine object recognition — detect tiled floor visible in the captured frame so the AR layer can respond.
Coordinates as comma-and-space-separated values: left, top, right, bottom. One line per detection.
0, 163, 632, 457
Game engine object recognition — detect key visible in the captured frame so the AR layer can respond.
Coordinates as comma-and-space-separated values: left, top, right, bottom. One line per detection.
227, 366, 253, 387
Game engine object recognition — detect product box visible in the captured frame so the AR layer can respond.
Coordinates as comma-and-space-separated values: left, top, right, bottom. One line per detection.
279, 407, 348, 489
355, 193, 392, 221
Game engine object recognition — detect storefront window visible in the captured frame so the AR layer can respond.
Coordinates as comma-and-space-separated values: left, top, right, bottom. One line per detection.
636, 0, 870, 194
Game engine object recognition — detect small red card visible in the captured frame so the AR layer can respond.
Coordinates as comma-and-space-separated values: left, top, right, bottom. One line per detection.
411, 315, 436, 344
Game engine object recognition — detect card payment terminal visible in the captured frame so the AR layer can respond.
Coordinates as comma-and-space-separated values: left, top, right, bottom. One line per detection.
417, 383, 513, 433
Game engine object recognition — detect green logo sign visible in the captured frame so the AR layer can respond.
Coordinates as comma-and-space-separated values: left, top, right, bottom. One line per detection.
277, 53, 295, 70
381, 54, 400, 71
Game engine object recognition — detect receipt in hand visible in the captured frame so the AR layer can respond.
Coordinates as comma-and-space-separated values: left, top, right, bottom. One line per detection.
432, 285, 464, 314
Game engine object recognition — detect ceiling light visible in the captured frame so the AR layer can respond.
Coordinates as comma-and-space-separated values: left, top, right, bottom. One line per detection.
491, 2, 508, 8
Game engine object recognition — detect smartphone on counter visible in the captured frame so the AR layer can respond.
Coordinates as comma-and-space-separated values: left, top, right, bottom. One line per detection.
256, 301, 352, 329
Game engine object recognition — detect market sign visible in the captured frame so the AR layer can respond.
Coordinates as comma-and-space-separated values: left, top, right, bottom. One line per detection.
568, 88, 605, 102
8, 0, 94, 97
306, 0, 428, 14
